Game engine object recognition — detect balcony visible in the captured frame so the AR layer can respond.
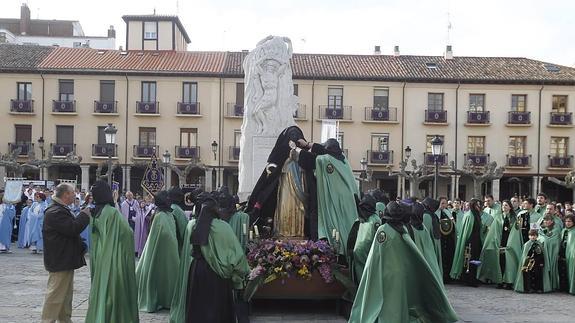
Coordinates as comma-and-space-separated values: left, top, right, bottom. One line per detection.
10, 100, 34, 114
318, 105, 352, 121
464, 153, 490, 167
175, 146, 200, 159
91, 144, 117, 157
93, 101, 118, 114
466, 111, 490, 125
136, 101, 159, 115
51, 143, 76, 157
52, 100, 76, 113
177, 102, 201, 116
368, 150, 393, 165
549, 112, 573, 126
294, 104, 307, 120
8, 143, 33, 156
507, 155, 531, 168
133, 145, 158, 158
507, 111, 531, 125
229, 146, 240, 162
548, 155, 573, 169
364, 107, 398, 123
424, 153, 448, 166
225, 103, 244, 118
424, 109, 447, 124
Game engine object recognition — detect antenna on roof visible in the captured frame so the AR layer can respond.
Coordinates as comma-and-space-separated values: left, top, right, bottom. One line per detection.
153, 8, 156, 15
446, 1, 453, 45
176, 0, 180, 15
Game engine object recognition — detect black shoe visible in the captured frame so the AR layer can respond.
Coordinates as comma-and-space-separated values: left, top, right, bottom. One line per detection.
496, 284, 504, 289
504, 284, 513, 290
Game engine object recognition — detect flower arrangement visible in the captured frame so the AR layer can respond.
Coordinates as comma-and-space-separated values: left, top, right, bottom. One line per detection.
246, 239, 337, 284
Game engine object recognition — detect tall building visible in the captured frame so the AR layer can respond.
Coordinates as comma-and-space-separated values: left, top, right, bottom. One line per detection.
0, 3, 115, 49
1, 14, 574, 202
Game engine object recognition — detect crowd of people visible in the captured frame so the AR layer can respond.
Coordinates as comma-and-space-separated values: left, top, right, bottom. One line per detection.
0, 135, 574, 322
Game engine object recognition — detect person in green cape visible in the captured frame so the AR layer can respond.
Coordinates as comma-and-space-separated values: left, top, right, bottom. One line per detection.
558, 214, 575, 294
85, 180, 139, 323
477, 196, 511, 288
534, 192, 548, 219
184, 192, 250, 323
436, 196, 456, 283
515, 229, 549, 293
347, 192, 381, 284
349, 201, 458, 323
450, 198, 485, 286
169, 217, 196, 323
451, 199, 465, 237
422, 197, 442, 277
297, 138, 359, 258
410, 201, 443, 283
539, 204, 564, 230
538, 214, 562, 291
502, 200, 523, 289
220, 187, 250, 250
168, 187, 190, 254
136, 190, 180, 312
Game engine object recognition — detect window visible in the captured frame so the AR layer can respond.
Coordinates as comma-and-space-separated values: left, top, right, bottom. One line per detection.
467, 136, 485, 154
373, 88, 389, 109
17, 82, 32, 101
552, 95, 568, 113
97, 126, 107, 145
328, 87, 343, 109
371, 134, 389, 152
141, 82, 156, 102
469, 94, 485, 111
236, 83, 244, 106
427, 93, 444, 111
100, 80, 115, 102
550, 137, 568, 157
180, 128, 198, 147
293, 84, 299, 96
508, 136, 526, 157
59, 80, 74, 101
337, 132, 344, 149
144, 22, 157, 40
56, 125, 74, 145
234, 130, 242, 146
511, 95, 527, 112
426, 135, 445, 153
183, 82, 198, 103
15, 125, 32, 144
139, 127, 156, 146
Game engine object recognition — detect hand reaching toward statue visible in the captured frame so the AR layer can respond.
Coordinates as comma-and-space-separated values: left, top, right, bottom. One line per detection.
296, 139, 310, 149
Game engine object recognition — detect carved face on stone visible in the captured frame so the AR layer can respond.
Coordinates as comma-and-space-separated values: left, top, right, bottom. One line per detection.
261, 59, 281, 73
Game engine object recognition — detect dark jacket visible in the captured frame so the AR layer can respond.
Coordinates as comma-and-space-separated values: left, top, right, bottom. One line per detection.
42, 200, 90, 272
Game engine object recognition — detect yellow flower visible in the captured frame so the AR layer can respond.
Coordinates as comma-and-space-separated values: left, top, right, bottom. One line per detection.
274, 266, 282, 273
297, 265, 309, 277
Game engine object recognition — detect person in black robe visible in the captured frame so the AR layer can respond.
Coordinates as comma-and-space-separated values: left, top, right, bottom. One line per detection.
438, 197, 457, 283
521, 229, 545, 293
246, 126, 307, 237
462, 198, 484, 287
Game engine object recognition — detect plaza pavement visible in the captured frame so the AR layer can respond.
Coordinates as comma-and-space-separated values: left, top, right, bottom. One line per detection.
1, 245, 573, 323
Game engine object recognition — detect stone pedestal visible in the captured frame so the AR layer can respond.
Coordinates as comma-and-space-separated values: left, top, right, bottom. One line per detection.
238, 135, 277, 201
80, 165, 90, 192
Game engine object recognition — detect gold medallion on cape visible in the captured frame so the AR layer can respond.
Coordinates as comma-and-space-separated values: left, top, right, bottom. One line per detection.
326, 163, 335, 174
440, 218, 454, 236
376, 231, 387, 243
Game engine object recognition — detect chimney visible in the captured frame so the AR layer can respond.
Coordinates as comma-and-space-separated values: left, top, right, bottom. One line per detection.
108, 25, 116, 38
20, 3, 31, 35
374, 45, 381, 55
393, 45, 400, 57
444, 45, 453, 60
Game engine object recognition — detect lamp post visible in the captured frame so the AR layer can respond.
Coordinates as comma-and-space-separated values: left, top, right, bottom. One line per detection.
211, 140, 218, 161
162, 149, 171, 188
37, 136, 46, 180
404, 145, 412, 161
104, 123, 117, 186
359, 157, 368, 193
431, 136, 444, 199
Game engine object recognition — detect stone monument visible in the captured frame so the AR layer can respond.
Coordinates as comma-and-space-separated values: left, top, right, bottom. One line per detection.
238, 36, 298, 201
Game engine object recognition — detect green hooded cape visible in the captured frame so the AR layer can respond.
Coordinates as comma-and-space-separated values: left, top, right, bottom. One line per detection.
349, 224, 458, 323
351, 213, 381, 283
450, 211, 487, 280
477, 211, 506, 284
315, 154, 359, 256
561, 226, 575, 294
86, 205, 139, 323
452, 209, 465, 237
411, 225, 443, 284
503, 213, 524, 285
514, 239, 551, 293
136, 210, 180, 312
228, 210, 250, 250
171, 204, 190, 254
538, 225, 562, 290
169, 218, 249, 323
422, 211, 442, 277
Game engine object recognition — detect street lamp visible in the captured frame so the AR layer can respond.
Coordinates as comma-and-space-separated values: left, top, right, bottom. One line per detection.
431, 136, 444, 199
404, 146, 412, 160
359, 157, 368, 193
104, 123, 117, 186
211, 140, 218, 160
38, 136, 45, 159
162, 149, 171, 188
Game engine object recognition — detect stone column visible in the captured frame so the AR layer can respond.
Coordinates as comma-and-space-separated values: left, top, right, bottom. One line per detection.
122, 166, 131, 192
42, 167, 49, 181
204, 168, 213, 192
396, 177, 402, 198
450, 175, 457, 200
165, 167, 172, 189
492, 178, 500, 201
0, 166, 6, 189
532, 176, 541, 198
454, 175, 461, 200
80, 165, 90, 192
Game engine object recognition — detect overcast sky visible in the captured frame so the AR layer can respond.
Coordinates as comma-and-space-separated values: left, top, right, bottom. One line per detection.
6, 0, 575, 66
